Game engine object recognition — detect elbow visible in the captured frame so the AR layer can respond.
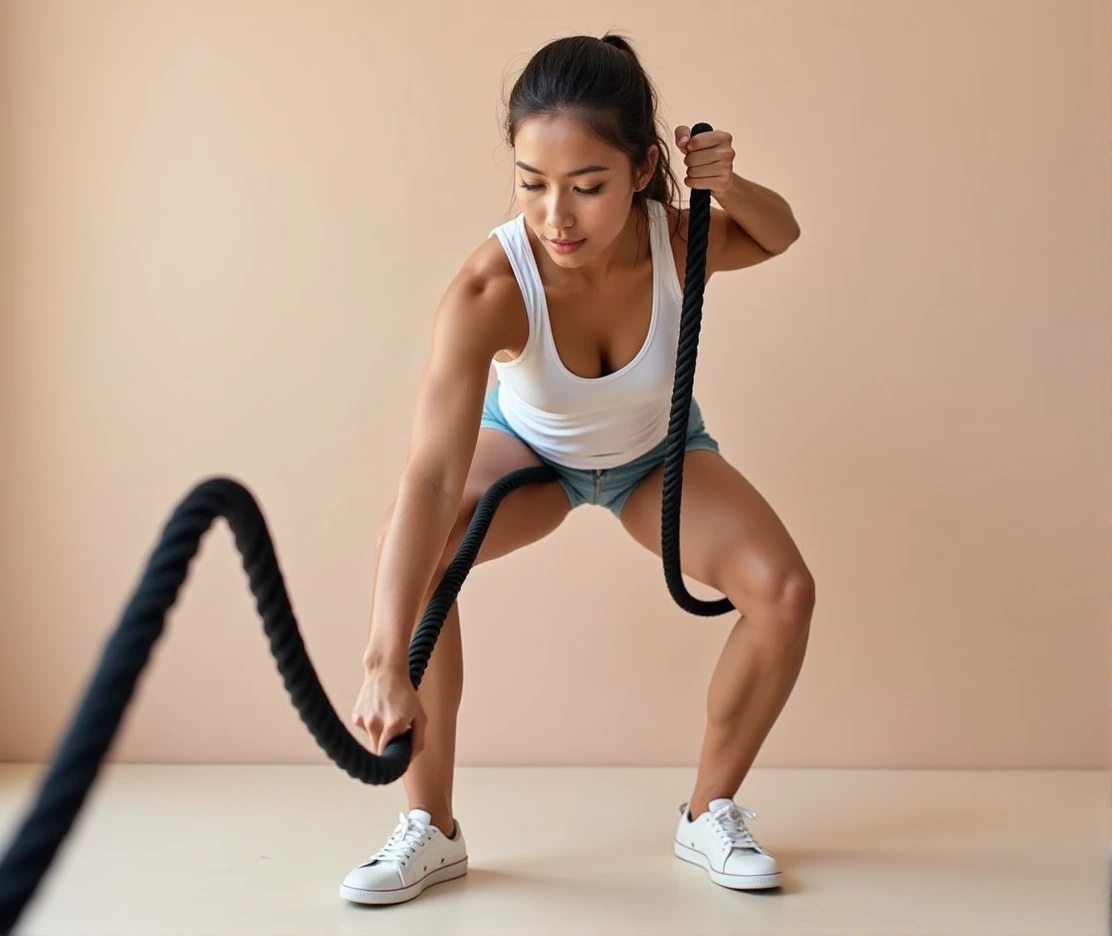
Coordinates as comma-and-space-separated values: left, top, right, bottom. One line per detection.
772, 218, 801, 255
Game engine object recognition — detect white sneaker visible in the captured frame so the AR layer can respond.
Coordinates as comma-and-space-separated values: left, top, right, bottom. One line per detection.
674, 798, 782, 890
339, 809, 468, 905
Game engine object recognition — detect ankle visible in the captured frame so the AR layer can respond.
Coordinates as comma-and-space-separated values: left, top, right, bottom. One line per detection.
687, 797, 710, 820
431, 814, 456, 837
410, 803, 454, 837
687, 790, 733, 820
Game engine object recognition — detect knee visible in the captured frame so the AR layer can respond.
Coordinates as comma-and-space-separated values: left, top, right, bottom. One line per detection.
762, 565, 814, 649
730, 557, 815, 646
785, 565, 816, 619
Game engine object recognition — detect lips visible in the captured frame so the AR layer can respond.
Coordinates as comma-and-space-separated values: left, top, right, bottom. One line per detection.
548, 237, 586, 254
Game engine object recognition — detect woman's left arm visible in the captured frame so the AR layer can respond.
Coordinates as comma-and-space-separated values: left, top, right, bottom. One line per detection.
675, 126, 800, 272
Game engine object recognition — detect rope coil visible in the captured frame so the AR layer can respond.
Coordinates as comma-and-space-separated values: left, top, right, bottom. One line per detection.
0, 121, 728, 934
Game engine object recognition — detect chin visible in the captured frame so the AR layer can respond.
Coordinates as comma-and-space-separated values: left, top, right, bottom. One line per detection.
547, 249, 590, 267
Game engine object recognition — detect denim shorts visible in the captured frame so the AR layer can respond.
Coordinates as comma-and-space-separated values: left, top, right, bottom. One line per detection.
480, 383, 720, 518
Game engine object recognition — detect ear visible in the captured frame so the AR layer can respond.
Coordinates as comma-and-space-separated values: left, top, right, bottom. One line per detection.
635, 143, 660, 192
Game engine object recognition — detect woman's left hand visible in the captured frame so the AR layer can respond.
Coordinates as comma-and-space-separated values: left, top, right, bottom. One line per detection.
675, 126, 735, 197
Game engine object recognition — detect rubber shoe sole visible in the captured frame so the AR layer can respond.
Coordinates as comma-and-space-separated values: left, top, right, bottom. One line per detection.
339, 855, 468, 905
674, 840, 782, 890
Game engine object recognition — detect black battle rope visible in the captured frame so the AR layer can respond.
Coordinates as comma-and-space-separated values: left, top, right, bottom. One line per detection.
661, 122, 735, 617
0, 121, 728, 934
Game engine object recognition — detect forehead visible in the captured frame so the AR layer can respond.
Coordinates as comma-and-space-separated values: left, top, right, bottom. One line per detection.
513, 113, 623, 172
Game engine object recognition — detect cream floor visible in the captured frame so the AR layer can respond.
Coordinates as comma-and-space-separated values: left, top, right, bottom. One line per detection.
0, 764, 1107, 936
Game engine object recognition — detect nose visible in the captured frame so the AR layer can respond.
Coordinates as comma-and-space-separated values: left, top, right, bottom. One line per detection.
546, 194, 575, 234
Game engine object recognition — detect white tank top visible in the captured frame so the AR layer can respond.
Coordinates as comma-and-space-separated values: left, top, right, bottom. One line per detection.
488, 199, 684, 470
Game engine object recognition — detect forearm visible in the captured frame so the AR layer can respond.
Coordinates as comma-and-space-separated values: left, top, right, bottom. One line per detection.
714, 173, 800, 255
363, 473, 459, 672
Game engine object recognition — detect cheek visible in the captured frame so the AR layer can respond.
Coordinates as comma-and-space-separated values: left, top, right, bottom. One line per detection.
591, 189, 634, 229
521, 199, 546, 229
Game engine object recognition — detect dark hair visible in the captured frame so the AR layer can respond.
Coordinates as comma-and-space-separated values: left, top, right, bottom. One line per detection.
503, 33, 680, 222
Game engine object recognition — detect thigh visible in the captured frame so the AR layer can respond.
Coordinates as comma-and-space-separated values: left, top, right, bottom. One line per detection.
447, 428, 570, 567
618, 449, 808, 602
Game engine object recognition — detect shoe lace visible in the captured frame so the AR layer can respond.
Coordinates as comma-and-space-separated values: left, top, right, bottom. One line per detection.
711, 802, 760, 850
370, 813, 429, 863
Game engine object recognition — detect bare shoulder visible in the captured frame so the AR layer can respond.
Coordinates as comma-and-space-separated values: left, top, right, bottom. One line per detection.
432, 234, 527, 360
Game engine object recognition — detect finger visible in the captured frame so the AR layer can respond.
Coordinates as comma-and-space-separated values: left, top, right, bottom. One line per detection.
377, 730, 395, 757
675, 125, 691, 150
685, 147, 733, 168
376, 724, 395, 756
684, 130, 730, 151
686, 163, 727, 178
366, 715, 383, 751
684, 173, 727, 191
380, 719, 410, 756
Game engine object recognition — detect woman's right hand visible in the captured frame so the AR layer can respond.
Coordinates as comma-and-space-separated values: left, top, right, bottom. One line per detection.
351, 665, 427, 759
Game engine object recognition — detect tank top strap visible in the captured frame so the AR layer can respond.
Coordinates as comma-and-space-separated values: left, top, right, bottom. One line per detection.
647, 199, 683, 305
489, 214, 547, 345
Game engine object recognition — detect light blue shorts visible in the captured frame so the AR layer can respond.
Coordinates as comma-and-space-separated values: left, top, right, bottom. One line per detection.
480, 382, 720, 518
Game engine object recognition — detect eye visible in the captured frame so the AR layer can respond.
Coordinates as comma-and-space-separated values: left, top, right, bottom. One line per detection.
517, 181, 603, 195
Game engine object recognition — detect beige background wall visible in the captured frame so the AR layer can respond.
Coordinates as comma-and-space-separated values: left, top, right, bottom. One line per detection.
1, 0, 1108, 770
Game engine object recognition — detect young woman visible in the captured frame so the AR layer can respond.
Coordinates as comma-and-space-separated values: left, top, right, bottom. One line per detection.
341, 32, 812, 905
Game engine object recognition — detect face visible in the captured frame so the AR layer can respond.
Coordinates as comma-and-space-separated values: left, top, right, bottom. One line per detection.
512, 112, 657, 268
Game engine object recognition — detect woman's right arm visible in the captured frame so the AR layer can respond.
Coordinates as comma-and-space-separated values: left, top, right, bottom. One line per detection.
361, 266, 517, 675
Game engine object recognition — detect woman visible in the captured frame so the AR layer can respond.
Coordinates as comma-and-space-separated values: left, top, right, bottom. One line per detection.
341, 32, 812, 905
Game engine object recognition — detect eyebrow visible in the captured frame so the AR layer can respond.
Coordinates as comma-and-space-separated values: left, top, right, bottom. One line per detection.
515, 161, 610, 177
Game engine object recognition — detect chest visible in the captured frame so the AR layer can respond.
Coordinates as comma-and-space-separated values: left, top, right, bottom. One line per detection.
544, 267, 657, 380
